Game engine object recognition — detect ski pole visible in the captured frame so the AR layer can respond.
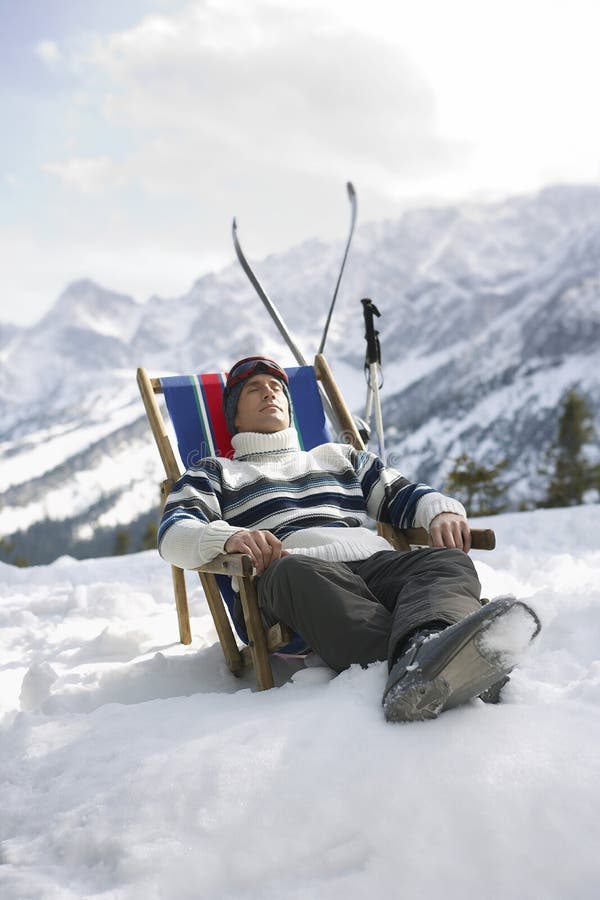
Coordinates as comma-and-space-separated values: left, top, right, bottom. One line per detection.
361, 298, 386, 460
318, 182, 358, 354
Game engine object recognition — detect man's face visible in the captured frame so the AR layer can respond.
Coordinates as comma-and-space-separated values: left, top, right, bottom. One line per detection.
234, 374, 290, 434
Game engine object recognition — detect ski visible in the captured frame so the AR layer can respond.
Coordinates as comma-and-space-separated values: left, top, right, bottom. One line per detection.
318, 182, 357, 354
231, 218, 308, 367
231, 183, 359, 433
232, 217, 341, 429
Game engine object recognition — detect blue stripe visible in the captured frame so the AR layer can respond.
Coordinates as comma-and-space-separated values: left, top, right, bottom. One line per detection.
221, 470, 360, 507
391, 485, 435, 529
226, 493, 365, 531
177, 468, 223, 495
359, 455, 386, 499
158, 507, 209, 543
162, 376, 214, 468
162, 496, 217, 520
278, 517, 361, 537
286, 367, 331, 449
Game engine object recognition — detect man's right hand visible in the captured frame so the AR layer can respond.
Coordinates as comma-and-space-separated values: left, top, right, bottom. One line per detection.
224, 529, 288, 575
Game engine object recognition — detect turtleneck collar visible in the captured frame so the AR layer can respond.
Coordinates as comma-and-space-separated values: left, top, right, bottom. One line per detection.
231, 427, 300, 459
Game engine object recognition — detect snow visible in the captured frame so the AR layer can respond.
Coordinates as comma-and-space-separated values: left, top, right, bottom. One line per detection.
1, 505, 600, 899
0, 388, 142, 491
478, 601, 541, 660
0, 437, 159, 535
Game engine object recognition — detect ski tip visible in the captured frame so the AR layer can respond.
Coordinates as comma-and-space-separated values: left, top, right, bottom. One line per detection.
232, 217, 238, 232
346, 181, 355, 198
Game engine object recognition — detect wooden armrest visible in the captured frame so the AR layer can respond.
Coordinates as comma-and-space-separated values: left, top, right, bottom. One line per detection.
471, 528, 496, 550
194, 553, 255, 577
399, 527, 496, 551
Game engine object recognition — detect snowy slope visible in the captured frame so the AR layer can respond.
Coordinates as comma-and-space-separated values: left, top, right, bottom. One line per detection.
0, 505, 599, 899
1, 184, 599, 564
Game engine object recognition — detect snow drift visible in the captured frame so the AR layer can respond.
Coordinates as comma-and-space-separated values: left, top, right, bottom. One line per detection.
1, 504, 599, 899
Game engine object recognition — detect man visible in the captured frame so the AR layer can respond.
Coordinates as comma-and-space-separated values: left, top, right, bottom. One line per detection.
159, 356, 540, 722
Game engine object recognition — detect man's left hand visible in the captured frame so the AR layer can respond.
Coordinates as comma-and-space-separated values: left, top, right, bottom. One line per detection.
428, 513, 471, 552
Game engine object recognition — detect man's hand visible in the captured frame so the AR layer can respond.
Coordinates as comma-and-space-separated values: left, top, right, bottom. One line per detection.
224, 529, 288, 575
428, 513, 471, 553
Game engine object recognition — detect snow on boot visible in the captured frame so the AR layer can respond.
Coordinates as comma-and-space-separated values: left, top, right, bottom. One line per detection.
382, 596, 541, 723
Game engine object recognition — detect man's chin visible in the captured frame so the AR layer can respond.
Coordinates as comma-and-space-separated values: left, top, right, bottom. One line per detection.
259, 417, 290, 433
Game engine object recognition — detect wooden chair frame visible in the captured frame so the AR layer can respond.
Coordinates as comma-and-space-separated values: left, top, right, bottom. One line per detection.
137, 353, 495, 690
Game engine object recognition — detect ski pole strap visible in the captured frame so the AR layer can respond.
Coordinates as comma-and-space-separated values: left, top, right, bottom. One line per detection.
361, 298, 382, 366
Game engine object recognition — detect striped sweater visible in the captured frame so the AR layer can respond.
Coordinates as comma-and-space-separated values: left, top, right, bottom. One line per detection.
158, 428, 466, 569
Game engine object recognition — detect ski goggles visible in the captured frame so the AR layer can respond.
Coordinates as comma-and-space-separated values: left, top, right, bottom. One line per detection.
224, 356, 289, 394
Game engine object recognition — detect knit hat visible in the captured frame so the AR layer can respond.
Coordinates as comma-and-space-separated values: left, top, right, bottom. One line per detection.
222, 356, 292, 435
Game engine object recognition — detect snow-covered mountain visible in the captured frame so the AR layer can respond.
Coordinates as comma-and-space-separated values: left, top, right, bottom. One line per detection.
1, 184, 599, 565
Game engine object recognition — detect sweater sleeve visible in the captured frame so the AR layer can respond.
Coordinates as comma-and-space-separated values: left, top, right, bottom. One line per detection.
350, 448, 466, 530
157, 464, 241, 569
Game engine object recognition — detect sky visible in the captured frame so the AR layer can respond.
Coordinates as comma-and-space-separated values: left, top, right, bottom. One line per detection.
2, 0, 600, 327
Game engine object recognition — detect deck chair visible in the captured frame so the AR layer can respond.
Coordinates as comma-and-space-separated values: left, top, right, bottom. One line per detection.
137, 353, 496, 690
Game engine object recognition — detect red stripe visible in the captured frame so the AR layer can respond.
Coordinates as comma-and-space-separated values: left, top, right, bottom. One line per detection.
200, 373, 233, 458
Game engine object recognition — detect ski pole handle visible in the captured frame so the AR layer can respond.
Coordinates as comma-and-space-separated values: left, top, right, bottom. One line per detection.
361, 298, 382, 366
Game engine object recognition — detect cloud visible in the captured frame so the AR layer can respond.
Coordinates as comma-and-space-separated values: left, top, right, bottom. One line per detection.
78, 1, 463, 198
11, 1, 471, 327
8, 0, 600, 330
35, 40, 62, 65
43, 156, 117, 194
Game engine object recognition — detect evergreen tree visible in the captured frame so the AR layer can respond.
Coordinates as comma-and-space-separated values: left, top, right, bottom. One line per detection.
140, 520, 158, 551
0, 538, 28, 567
446, 453, 508, 516
545, 387, 597, 507
0, 538, 12, 562
114, 529, 131, 556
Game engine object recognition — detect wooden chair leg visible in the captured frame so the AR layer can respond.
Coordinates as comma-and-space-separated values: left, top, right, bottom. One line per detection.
172, 565, 192, 645
238, 576, 274, 690
198, 572, 243, 676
